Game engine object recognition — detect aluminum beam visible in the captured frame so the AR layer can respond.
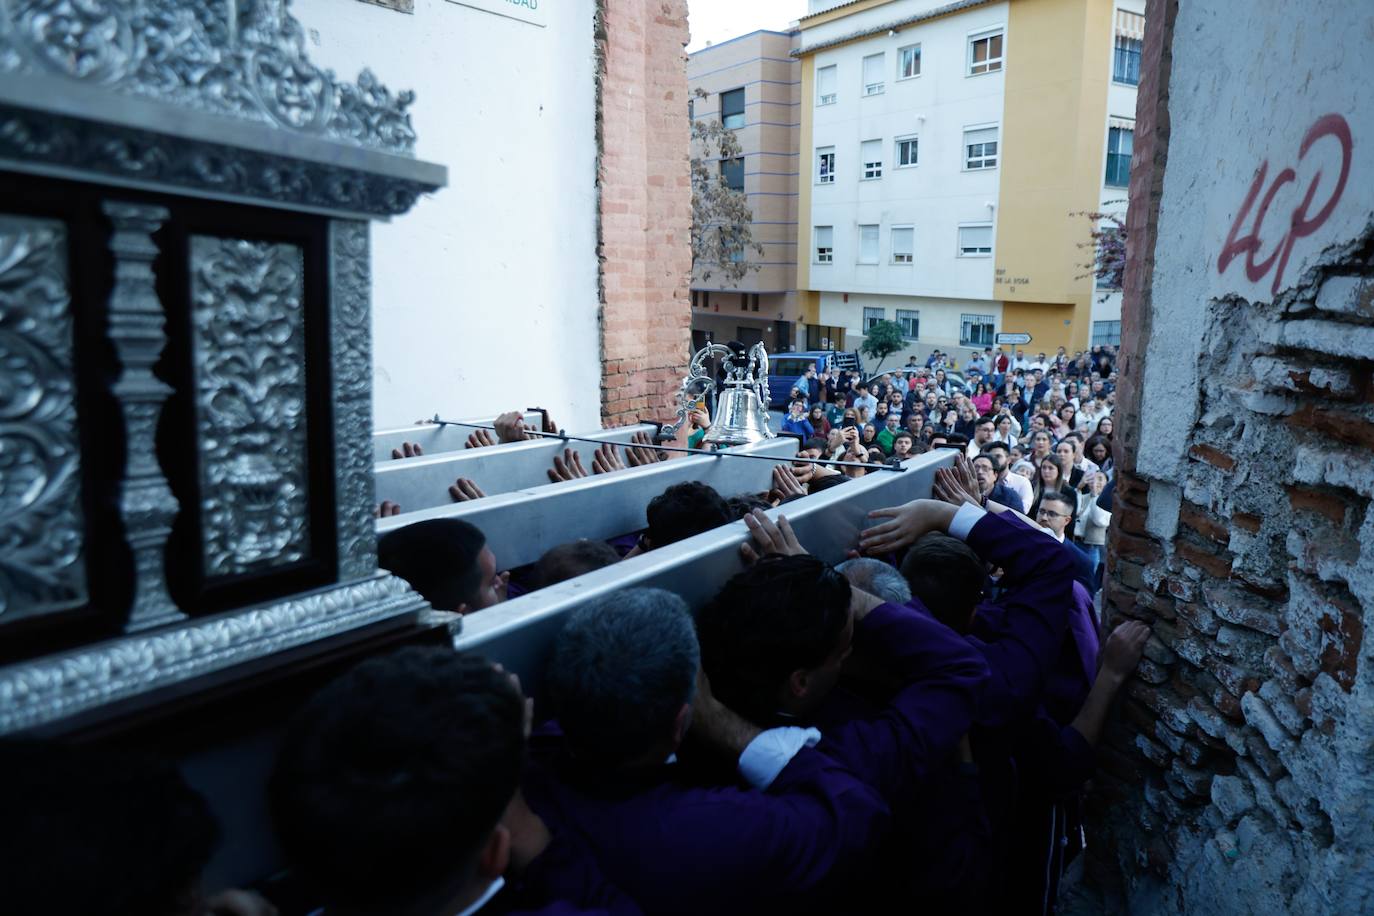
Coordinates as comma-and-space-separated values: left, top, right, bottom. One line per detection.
374, 424, 658, 509
372, 412, 545, 463
376, 437, 800, 571
449, 449, 956, 692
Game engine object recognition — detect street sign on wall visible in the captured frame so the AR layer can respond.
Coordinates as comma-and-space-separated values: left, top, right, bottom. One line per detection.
995, 332, 1032, 345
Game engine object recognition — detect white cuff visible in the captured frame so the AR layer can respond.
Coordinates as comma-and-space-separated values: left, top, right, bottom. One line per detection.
738, 726, 823, 790
949, 502, 987, 541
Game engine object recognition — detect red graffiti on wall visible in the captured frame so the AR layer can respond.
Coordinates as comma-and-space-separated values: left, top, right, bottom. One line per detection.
1217, 113, 1353, 295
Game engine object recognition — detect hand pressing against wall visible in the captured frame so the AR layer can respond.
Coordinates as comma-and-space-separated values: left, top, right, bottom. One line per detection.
449, 478, 487, 502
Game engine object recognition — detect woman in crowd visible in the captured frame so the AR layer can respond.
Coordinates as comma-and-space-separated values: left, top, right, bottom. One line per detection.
1096, 416, 1114, 440
1086, 435, 1113, 478
1075, 470, 1111, 582
860, 423, 879, 449
995, 413, 1018, 445
971, 382, 994, 415
807, 404, 831, 438
1030, 454, 1076, 521
1054, 439, 1085, 489
1029, 429, 1054, 465
1059, 403, 1079, 433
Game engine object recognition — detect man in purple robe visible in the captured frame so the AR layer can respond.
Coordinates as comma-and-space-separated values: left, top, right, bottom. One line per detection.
271, 647, 640, 916
524, 587, 892, 916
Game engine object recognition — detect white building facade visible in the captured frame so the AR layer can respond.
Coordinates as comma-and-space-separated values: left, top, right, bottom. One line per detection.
797, 0, 1143, 366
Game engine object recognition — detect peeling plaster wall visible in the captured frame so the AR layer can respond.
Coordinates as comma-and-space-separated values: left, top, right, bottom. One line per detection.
1091, 1, 1374, 913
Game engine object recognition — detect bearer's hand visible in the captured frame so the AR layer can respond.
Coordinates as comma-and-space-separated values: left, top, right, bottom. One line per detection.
494, 410, 530, 444
448, 478, 487, 502
769, 465, 808, 504
465, 429, 497, 449
548, 448, 589, 482
859, 499, 959, 555
591, 445, 626, 475
374, 500, 402, 518
740, 509, 807, 563
391, 441, 423, 459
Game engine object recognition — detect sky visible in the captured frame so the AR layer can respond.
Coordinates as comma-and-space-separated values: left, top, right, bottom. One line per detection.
687, 0, 810, 52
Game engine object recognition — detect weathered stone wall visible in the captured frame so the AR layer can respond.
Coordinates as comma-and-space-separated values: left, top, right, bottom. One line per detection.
596, 0, 693, 429
1091, 1, 1374, 913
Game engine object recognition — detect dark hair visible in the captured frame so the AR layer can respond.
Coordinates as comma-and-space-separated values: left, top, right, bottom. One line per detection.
547, 589, 699, 766
803, 437, 828, 453
809, 473, 850, 494
982, 441, 1010, 459
378, 519, 486, 611
697, 556, 852, 723
975, 415, 996, 431
1040, 489, 1076, 514
271, 648, 524, 914
893, 431, 914, 444
1085, 435, 1112, 461
0, 741, 218, 916
727, 492, 774, 518
941, 433, 970, 447
901, 533, 985, 633
534, 539, 622, 588
645, 481, 732, 549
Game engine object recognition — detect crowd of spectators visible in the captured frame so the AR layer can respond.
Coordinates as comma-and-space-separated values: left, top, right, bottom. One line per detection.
5, 344, 1141, 916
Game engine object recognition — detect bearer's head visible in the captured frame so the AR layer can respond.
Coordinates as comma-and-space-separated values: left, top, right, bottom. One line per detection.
644, 482, 732, 550
901, 533, 985, 634
378, 518, 504, 613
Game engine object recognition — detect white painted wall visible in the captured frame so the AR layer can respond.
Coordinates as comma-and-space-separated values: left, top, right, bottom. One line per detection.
805, 1, 1008, 302
295, 0, 602, 432
1138, 0, 1374, 484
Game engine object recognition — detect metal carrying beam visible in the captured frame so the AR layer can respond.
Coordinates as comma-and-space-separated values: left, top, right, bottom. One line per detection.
375, 423, 658, 509
449, 449, 956, 690
372, 412, 544, 463
376, 437, 800, 571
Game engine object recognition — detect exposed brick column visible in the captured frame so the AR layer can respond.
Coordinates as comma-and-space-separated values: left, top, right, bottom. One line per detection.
1087, 0, 1374, 910
595, 0, 692, 429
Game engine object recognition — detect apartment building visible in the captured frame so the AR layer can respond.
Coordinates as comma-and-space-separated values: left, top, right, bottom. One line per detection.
796, 0, 1144, 362
688, 30, 803, 353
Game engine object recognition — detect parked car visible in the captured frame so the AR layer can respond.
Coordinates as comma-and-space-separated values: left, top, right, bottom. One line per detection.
766, 350, 864, 407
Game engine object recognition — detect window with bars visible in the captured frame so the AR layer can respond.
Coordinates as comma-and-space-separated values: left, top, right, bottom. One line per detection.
896, 136, 919, 167
858, 225, 880, 264
816, 147, 835, 184
958, 225, 993, 257
968, 30, 1004, 75
1113, 36, 1142, 84
960, 313, 996, 346
1105, 126, 1133, 187
814, 226, 834, 263
817, 65, 838, 105
896, 309, 920, 338
891, 227, 913, 264
898, 44, 921, 79
863, 307, 887, 332
721, 88, 745, 129
964, 126, 998, 169
1092, 320, 1122, 346
861, 139, 882, 179
862, 53, 885, 96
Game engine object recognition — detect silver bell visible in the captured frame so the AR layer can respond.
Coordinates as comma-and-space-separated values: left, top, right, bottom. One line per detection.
665, 343, 776, 448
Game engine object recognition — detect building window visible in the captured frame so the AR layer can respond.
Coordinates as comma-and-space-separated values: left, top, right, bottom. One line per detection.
1113, 11, 1145, 84
958, 224, 993, 257
862, 53, 885, 96
1105, 124, 1133, 187
968, 29, 1004, 75
863, 306, 886, 332
817, 64, 838, 105
721, 88, 745, 129
891, 226, 914, 264
896, 136, 919, 168
960, 313, 996, 346
898, 44, 922, 79
1093, 320, 1122, 346
861, 139, 883, 179
964, 126, 998, 169
816, 146, 835, 184
720, 157, 745, 192
896, 308, 920, 338
858, 224, 879, 264
814, 225, 834, 263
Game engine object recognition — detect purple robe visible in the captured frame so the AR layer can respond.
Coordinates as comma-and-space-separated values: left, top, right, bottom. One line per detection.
523, 741, 890, 916
493, 826, 643, 915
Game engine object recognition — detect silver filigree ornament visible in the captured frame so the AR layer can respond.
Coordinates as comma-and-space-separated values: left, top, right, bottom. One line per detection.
329, 220, 379, 580
0, 216, 87, 620
103, 202, 184, 632
0, 0, 421, 155
189, 236, 310, 578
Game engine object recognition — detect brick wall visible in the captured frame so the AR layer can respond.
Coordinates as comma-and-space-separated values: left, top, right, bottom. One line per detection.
595, 0, 693, 429
1089, 1, 1374, 912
